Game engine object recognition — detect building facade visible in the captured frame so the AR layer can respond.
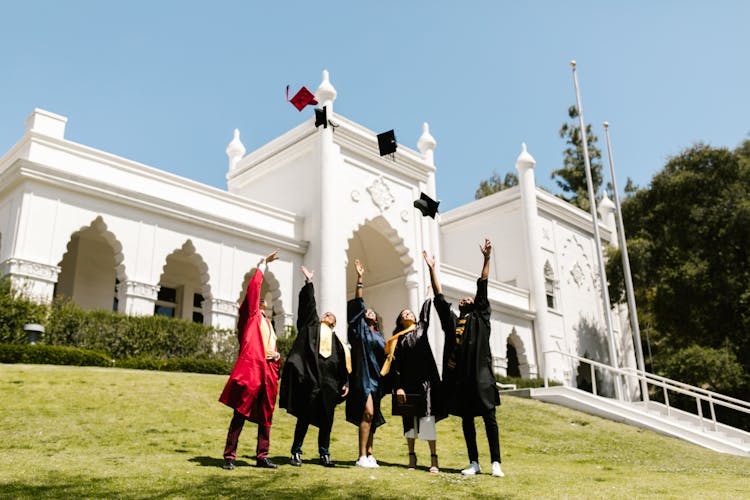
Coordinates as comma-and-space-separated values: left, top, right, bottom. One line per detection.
0, 71, 637, 393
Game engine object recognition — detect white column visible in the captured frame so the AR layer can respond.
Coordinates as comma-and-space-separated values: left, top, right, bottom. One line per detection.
515, 144, 556, 381
1, 258, 60, 303
315, 70, 346, 324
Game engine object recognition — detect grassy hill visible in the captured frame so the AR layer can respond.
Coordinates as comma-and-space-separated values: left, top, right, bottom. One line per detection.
1, 364, 748, 499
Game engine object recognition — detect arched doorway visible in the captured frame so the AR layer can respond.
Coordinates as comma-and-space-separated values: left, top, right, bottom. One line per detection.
506, 328, 531, 378
56, 217, 124, 311
237, 268, 286, 334
346, 217, 412, 339
156, 240, 209, 324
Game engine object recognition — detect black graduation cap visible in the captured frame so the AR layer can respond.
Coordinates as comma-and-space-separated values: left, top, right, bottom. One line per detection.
413, 192, 440, 219
315, 106, 328, 128
377, 129, 397, 156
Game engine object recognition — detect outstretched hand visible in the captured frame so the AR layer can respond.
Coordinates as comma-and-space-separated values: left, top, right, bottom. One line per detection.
354, 259, 364, 278
423, 250, 436, 268
265, 249, 280, 264
301, 266, 314, 281
480, 238, 492, 259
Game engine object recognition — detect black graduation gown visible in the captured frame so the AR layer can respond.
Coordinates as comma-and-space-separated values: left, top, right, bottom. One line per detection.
345, 297, 386, 429
279, 281, 348, 428
434, 278, 500, 417
391, 299, 447, 431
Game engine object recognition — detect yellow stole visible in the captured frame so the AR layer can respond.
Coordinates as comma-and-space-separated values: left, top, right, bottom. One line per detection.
259, 313, 277, 359
380, 323, 416, 376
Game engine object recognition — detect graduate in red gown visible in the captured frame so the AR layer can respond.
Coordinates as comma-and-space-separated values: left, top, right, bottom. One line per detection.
219, 249, 282, 470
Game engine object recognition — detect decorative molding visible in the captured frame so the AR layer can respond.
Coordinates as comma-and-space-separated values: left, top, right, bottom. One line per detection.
350, 189, 361, 202
210, 298, 238, 315
400, 209, 409, 222
0, 258, 60, 283
570, 262, 585, 288
366, 176, 395, 212
121, 280, 159, 300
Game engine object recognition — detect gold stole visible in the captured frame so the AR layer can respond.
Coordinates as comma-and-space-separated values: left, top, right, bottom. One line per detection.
319, 323, 333, 358
380, 323, 416, 376
259, 313, 277, 359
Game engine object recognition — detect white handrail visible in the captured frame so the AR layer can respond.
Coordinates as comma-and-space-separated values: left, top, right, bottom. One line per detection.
543, 350, 750, 433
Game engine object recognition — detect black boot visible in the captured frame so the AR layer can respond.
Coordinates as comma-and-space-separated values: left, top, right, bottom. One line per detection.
290, 452, 302, 467
319, 454, 335, 468
222, 459, 235, 470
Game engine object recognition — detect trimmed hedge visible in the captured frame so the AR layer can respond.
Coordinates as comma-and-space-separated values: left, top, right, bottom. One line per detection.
0, 343, 112, 367
496, 375, 562, 389
115, 357, 231, 375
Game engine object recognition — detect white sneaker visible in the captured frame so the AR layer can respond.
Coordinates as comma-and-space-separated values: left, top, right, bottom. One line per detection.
356, 456, 374, 468
367, 455, 379, 468
491, 461, 505, 477
461, 461, 482, 475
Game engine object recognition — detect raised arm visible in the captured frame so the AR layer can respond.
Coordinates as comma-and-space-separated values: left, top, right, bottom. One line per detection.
423, 251, 442, 296
479, 238, 491, 280
296, 266, 318, 332
354, 259, 365, 299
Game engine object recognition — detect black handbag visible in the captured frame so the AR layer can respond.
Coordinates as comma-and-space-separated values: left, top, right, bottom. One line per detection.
391, 392, 427, 417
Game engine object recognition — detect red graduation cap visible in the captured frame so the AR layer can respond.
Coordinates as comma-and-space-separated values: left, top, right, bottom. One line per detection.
287, 85, 318, 111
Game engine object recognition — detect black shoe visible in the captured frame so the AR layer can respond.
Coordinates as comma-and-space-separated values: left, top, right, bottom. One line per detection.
222, 460, 235, 470
290, 453, 302, 467
256, 458, 278, 469
319, 454, 335, 468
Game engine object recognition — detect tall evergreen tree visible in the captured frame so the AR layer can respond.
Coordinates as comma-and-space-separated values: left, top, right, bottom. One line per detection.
552, 105, 604, 211
607, 140, 750, 405
474, 171, 518, 199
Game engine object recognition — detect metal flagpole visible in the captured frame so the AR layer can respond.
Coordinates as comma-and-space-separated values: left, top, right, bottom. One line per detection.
603, 122, 649, 401
569, 61, 622, 400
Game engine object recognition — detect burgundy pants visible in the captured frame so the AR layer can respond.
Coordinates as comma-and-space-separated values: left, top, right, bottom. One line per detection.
223, 410, 271, 460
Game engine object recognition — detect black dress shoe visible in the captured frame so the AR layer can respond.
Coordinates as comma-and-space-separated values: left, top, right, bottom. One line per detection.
256, 458, 278, 469
290, 453, 302, 467
222, 460, 235, 470
319, 454, 335, 468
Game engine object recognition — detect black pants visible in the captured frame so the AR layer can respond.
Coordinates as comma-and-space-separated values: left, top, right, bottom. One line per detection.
291, 414, 333, 456
461, 407, 501, 463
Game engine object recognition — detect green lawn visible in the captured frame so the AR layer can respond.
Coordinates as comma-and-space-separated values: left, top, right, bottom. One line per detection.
1, 364, 748, 499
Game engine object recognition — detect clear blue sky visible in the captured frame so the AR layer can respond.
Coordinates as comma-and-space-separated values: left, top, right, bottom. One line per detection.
1, 1, 748, 210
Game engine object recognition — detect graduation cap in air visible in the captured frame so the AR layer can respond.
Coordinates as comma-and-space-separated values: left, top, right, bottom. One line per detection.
287, 85, 318, 111
377, 129, 397, 157
413, 192, 440, 219
315, 106, 328, 128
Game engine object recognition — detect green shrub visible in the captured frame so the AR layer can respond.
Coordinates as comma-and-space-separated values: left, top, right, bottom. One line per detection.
0, 343, 112, 367
0, 278, 49, 344
115, 356, 230, 375
495, 374, 562, 388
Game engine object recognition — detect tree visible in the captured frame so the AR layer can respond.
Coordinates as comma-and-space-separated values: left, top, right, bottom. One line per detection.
474, 171, 518, 199
606, 140, 750, 406
552, 105, 604, 211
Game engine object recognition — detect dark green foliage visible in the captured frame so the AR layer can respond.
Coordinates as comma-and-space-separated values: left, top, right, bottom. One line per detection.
115, 356, 231, 374
607, 140, 750, 403
475, 171, 518, 199
0, 279, 48, 344
276, 326, 297, 362
0, 343, 112, 367
495, 375, 561, 388
43, 297, 219, 360
553, 105, 604, 211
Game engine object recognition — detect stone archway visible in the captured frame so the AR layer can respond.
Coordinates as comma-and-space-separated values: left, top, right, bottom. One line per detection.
345, 216, 414, 339
237, 268, 286, 334
156, 240, 211, 324
507, 328, 532, 378
56, 216, 125, 311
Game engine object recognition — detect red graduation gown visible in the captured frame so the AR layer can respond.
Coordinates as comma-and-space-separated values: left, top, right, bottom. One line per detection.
219, 268, 281, 425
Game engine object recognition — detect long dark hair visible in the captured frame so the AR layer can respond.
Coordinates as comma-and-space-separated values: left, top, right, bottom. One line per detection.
392, 309, 412, 335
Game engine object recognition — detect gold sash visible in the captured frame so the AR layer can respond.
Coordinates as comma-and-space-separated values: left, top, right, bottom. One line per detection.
380, 323, 416, 376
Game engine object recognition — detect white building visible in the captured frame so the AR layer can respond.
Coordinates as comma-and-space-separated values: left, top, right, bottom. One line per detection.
0, 70, 637, 392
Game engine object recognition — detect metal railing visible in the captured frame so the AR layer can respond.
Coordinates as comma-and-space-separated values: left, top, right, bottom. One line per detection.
543, 350, 750, 434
